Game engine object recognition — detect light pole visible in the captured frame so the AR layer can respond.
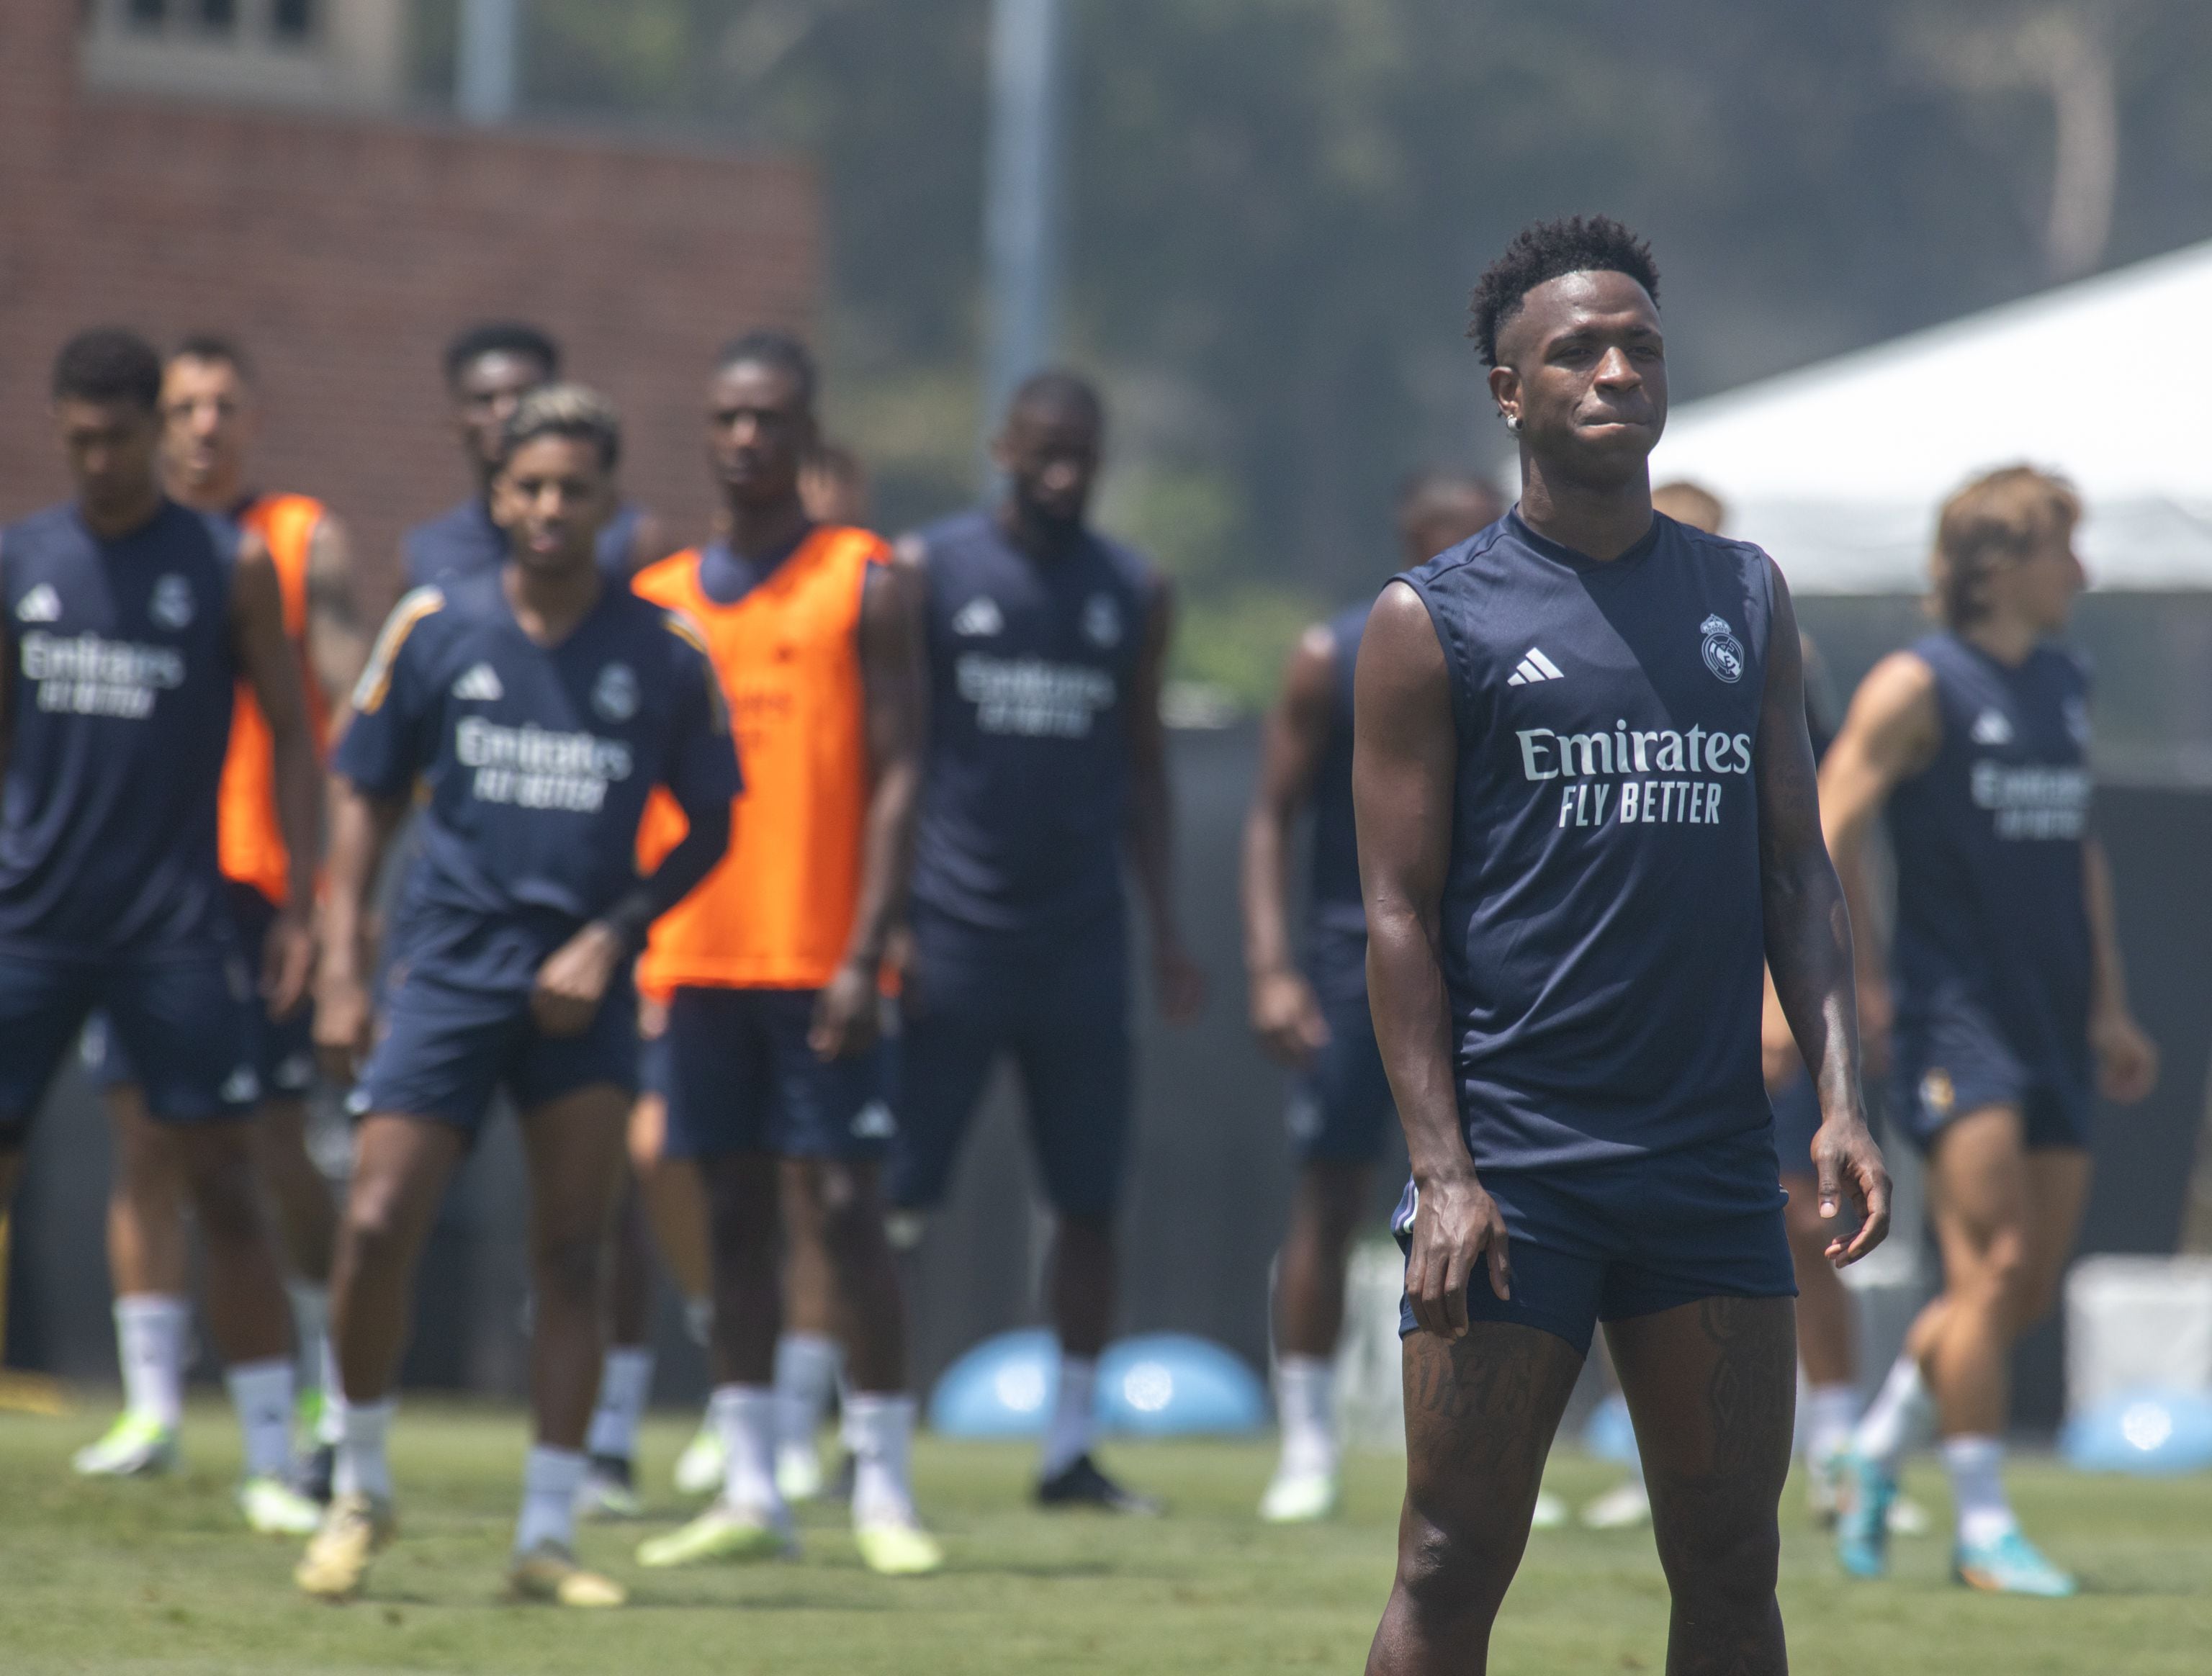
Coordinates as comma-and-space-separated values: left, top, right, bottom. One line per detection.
979, 0, 1066, 486
457, 0, 521, 125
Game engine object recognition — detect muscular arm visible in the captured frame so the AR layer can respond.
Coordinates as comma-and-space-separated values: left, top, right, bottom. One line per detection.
2083, 835, 2159, 1103
1124, 575, 1204, 1024
807, 557, 927, 1058
314, 779, 408, 1076
1756, 563, 1888, 1262
1817, 650, 1940, 1078
231, 531, 323, 1012
1240, 626, 1335, 1067
303, 513, 379, 734
1356, 582, 1506, 1334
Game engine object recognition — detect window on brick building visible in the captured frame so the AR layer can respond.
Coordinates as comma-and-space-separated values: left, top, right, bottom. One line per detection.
81, 0, 395, 111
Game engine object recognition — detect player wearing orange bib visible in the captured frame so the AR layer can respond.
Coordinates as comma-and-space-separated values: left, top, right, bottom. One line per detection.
630, 331, 940, 1578
74, 336, 383, 1522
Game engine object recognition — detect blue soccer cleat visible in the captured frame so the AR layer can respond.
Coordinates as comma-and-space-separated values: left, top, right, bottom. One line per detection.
1833, 1450, 1896, 1579
1954, 1528, 2077, 1598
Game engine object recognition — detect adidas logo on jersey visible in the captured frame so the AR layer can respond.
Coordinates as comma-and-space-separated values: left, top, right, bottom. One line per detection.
453, 662, 505, 702
1971, 708, 2014, 746
850, 1100, 898, 1141
952, 596, 1004, 637
15, 584, 60, 623
1506, 647, 1565, 687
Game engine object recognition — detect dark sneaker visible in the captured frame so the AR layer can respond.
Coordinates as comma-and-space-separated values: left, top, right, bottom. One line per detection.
1035, 1454, 1161, 1515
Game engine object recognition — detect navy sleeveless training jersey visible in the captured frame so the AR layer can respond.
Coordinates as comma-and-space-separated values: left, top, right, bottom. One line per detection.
403, 497, 642, 591
336, 570, 740, 993
909, 510, 1153, 937
1401, 510, 1773, 1171
1887, 632, 2092, 1073
0, 500, 239, 955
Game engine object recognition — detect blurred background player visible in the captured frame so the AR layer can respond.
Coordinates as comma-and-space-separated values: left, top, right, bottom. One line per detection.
1821, 467, 2157, 1597
73, 335, 380, 1508
402, 323, 667, 593
300, 385, 738, 1606
629, 333, 938, 1577
1240, 468, 1501, 1523
888, 371, 1206, 1513
0, 328, 323, 1533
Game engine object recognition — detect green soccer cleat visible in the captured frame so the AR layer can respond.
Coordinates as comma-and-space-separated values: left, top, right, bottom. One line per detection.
576, 1454, 644, 1522
673, 1420, 725, 1497
634, 1501, 795, 1569
239, 1472, 325, 1536
776, 1440, 826, 1504
71, 1413, 180, 1479
1258, 1463, 1339, 1524
1954, 1528, 2077, 1598
854, 1520, 945, 1576
1834, 1450, 1897, 1580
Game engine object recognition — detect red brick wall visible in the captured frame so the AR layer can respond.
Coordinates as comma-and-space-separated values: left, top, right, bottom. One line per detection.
0, 9, 817, 571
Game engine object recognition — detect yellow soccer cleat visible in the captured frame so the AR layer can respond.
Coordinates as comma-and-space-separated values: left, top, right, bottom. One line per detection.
295, 1492, 395, 1602
239, 1473, 324, 1536
506, 1541, 628, 1608
635, 1501, 794, 1569
71, 1413, 180, 1478
854, 1520, 944, 1577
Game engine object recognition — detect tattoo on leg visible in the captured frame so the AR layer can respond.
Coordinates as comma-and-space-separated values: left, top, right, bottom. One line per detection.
1697, 1297, 1796, 1476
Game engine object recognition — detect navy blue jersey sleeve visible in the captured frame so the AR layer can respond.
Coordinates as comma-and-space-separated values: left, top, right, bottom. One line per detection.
658, 613, 743, 815
335, 587, 445, 798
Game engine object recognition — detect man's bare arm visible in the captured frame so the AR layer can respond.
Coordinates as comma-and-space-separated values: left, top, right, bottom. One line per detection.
2083, 836, 2158, 1103
314, 779, 408, 1079
230, 531, 322, 1013
1755, 562, 1888, 1263
303, 513, 379, 733
1241, 625, 1336, 1067
1356, 582, 1505, 1335
1123, 575, 1204, 1025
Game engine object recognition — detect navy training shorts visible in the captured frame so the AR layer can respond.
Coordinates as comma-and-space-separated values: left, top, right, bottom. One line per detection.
651, 986, 894, 1161
1892, 994, 2090, 1153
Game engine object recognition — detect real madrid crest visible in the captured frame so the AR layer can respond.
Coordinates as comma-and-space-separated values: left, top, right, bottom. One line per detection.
150, 574, 195, 631
1082, 592, 1123, 649
593, 662, 639, 723
1699, 613, 1743, 684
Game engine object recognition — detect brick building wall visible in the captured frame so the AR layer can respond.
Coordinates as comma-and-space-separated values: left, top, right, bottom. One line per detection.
0, 6, 818, 568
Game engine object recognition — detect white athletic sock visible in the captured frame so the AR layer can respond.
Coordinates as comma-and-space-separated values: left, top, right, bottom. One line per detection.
315, 1340, 345, 1446
585, 1347, 655, 1461
845, 1392, 919, 1528
774, 1332, 842, 1456
709, 1384, 785, 1520
1853, 1354, 1930, 1472
287, 1281, 331, 1400
1941, 1435, 2017, 1547
225, 1358, 297, 1479
114, 1294, 189, 1429
514, 1445, 587, 1555
1040, 1355, 1098, 1480
1274, 1355, 1338, 1477
1806, 1382, 1860, 1464
334, 1397, 395, 1502
683, 1295, 714, 1349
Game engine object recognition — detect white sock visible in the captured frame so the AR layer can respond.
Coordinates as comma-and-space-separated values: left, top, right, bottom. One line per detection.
315, 1340, 345, 1446
774, 1333, 842, 1458
114, 1294, 189, 1429
287, 1281, 331, 1400
709, 1384, 786, 1521
1941, 1435, 2016, 1547
334, 1397, 395, 1502
1853, 1354, 1930, 1472
225, 1358, 297, 1479
683, 1295, 714, 1349
585, 1347, 655, 1461
514, 1445, 587, 1555
1040, 1355, 1097, 1480
844, 1392, 919, 1528
1805, 1382, 1860, 1464
1274, 1355, 1337, 1477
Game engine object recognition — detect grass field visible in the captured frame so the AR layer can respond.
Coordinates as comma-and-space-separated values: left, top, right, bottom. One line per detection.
1, 1398, 2206, 1675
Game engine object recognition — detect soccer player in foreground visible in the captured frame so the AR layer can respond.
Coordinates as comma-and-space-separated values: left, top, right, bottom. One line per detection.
888, 373, 1206, 1513
76, 336, 379, 1518
1241, 468, 1501, 1524
1357, 218, 1889, 1676
402, 323, 665, 591
0, 328, 323, 1531
629, 332, 939, 1576
301, 385, 739, 1606
1822, 467, 2156, 1596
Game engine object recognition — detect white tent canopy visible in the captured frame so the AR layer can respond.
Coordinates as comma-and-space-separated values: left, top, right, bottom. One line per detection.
1647, 239, 2212, 593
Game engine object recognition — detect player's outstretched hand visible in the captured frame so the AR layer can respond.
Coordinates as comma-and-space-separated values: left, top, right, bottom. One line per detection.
314, 969, 374, 1085
1250, 968, 1329, 1071
263, 908, 315, 1021
809, 960, 882, 1062
1812, 1113, 1890, 1268
1404, 1171, 1509, 1339
532, 922, 624, 1039
2091, 1007, 2159, 1105
1155, 943, 1206, 1028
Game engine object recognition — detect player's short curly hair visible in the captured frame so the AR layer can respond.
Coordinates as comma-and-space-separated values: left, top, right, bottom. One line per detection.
1467, 216, 1660, 367
499, 382, 622, 471
717, 328, 818, 410
53, 328, 163, 409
